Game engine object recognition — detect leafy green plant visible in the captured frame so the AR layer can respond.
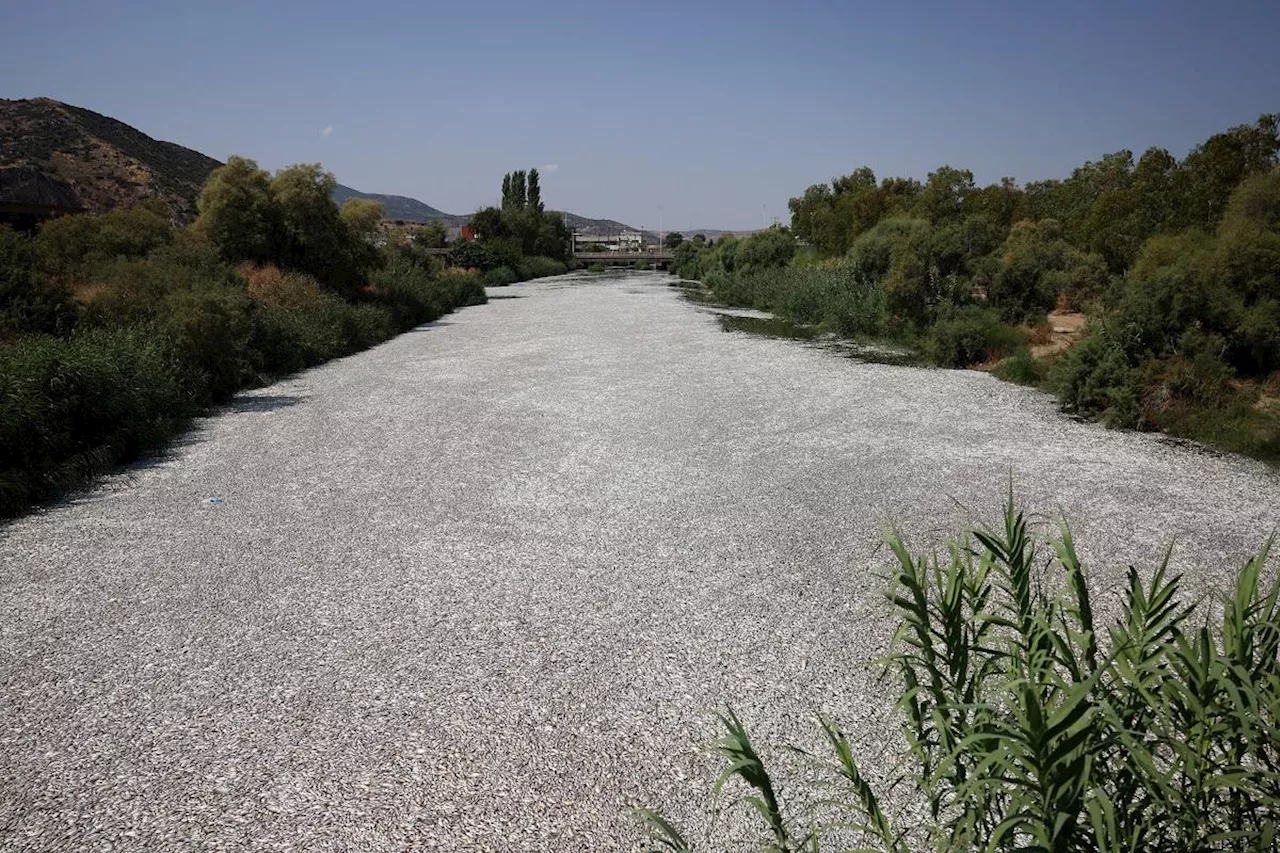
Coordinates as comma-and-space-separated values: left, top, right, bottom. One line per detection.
0, 327, 190, 515
1, 225, 76, 338
925, 304, 1025, 367
2, 186, 491, 517
483, 265, 519, 286
990, 350, 1046, 386
641, 494, 1280, 852
518, 255, 568, 280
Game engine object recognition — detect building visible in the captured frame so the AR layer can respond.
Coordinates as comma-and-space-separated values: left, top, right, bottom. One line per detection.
572, 230, 645, 253
0, 166, 84, 233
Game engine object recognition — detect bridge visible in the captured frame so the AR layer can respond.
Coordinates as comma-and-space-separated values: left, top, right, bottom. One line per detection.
420, 247, 675, 270
573, 251, 674, 269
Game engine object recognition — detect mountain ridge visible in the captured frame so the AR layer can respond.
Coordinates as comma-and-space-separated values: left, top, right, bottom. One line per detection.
0, 97, 727, 237
0, 97, 221, 220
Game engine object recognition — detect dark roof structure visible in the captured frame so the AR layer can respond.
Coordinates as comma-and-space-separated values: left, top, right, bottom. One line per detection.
0, 165, 84, 214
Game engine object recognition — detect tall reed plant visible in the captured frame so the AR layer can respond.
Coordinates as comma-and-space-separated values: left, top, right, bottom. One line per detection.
642, 494, 1280, 852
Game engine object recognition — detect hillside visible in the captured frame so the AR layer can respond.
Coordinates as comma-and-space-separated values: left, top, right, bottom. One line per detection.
0, 97, 722, 237
333, 187, 656, 238
0, 97, 221, 221
331, 184, 466, 226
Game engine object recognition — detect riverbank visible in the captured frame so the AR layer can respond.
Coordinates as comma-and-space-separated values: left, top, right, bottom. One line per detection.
3, 272, 1276, 849
670, 261, 1280, 466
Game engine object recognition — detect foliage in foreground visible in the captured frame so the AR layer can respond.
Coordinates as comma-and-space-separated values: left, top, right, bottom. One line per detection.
642, 496, 1280, 852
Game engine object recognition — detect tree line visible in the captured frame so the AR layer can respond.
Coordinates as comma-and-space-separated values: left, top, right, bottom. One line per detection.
0, 157, 490, 517
454, 168, 572, 284
671, 113, 1280, 462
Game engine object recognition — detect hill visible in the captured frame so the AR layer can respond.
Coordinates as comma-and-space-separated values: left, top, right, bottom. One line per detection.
0, 97, 733, 238
331, 184, 467, 226
331, 188, 657, 239
0, 97, 220, 221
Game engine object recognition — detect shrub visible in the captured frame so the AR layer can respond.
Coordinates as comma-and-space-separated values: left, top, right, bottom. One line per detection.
434, 268, 487, 309
0, 327, 190, 515
451, 239, 495, 271
925, 304, 1024, 367
641, 495, 1280, 853
1, 225, 76, 338
518, 256, 568, 279
239, 263, 326, 310
735, 228, 797, 273
248, 299, 348, 375
156, 283, 256, 402
1050, 326, 1139, 427
587, 262, 608, 273
990, 350, 1046, 385
35, 202, 175, 280
846, 217, 931, 281
989, 220, 1108, 322
338, 303, 397, 351
483, 266, 519, 286
703, 264, 892, 340
370, 257, 445, 327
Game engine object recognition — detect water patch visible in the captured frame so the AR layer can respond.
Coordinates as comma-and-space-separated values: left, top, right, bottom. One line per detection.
685, 288, 921, 367
718, 313, 819, 341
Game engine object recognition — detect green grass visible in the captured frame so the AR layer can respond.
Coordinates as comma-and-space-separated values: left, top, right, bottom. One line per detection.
641, 492, 1280, 852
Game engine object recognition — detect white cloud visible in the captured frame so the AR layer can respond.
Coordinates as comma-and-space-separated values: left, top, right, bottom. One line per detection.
541, 163, 559, 173
320, 125, 334, 137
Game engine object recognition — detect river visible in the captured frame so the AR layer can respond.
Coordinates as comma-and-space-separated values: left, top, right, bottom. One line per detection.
2, 271, 1277, 849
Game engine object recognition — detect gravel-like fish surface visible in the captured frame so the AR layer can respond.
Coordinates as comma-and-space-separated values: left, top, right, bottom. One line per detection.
3, 272, 1278, 851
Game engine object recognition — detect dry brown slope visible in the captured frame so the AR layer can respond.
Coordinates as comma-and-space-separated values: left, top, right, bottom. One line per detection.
0, 97, 221, 221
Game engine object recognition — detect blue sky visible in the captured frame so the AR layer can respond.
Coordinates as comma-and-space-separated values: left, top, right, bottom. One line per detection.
4, 0, 1278, 230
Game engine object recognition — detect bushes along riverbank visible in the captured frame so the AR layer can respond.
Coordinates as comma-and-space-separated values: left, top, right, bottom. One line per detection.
672, 114, 1280, 462
0, 160, 486, 518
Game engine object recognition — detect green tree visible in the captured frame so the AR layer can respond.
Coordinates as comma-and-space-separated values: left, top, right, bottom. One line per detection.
193, 156, 280, 264
914, 165, 975, 224
990, 219, 1108, 321
339, 198, 385, 241
663, 232, 685, 250
787, 168, 888, 256
969, 177, 1023, 232
735, 227, 796, 273
469, 206, 507, 240
532, 210, 571, 261
271, 164, 375, 297
846, 217, 930, 281
528, 168, 543, 213
413, 220, 449, 249
512, 170, 527, 210
1174, 114, 1279, 230
451, 239, 495, 270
